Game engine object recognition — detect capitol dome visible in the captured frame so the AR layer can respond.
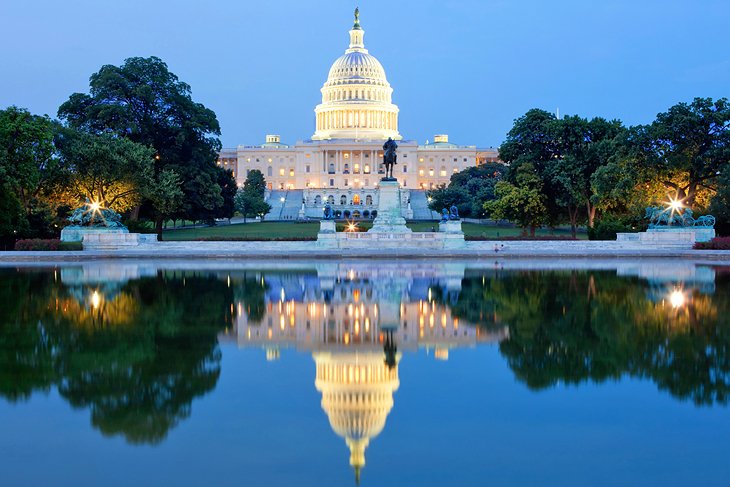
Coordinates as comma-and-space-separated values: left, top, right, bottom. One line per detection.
312, 9, 401, 141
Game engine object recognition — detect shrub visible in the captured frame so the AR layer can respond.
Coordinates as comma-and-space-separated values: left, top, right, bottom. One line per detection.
14, 239, 60, 251
694, 237, 730, 250
588, 217, 634, 241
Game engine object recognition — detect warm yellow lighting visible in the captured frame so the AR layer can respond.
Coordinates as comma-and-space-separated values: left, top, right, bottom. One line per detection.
346, 222, 358, 232
668, 199, 683, 211
669, 289, 686, 308
89, 201, 101, 213
91, 290, 101, 309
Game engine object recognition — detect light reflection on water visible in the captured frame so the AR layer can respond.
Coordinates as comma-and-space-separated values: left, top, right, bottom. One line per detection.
0, 259, 729, 486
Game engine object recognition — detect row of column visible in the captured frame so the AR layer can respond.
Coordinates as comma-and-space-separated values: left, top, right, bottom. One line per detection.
322, 150, 383, 174
317, 110, 397, 131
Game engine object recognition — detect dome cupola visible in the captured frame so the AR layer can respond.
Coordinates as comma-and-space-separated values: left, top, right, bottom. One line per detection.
312, 8, 401, 141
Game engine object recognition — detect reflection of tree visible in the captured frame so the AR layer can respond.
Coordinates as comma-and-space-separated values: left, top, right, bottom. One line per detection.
232, 272, 268, 324
0, 270, 232, 443
445, 270, 730, 406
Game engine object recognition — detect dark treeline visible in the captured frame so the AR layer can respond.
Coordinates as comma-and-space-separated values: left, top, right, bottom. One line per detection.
0, 56, 237, 248
429, 98, 730, 238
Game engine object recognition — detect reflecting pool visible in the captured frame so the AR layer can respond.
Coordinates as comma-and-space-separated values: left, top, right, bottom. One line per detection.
1, 260, 729, 486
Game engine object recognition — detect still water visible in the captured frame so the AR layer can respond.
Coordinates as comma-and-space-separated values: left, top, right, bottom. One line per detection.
0, 259, 728, 486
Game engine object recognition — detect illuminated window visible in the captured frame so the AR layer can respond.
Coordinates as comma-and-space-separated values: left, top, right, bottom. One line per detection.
344, 153, 350, 159
289, 169, 294, 177
279, 168, 285, 176
354, 163, 360, 173
440, 167, 447, 177
364, 164, 370, 173
419, 158, 424, 162
429, 168, 434, 177
453, 167, 459, 173
419, 169, 424, 176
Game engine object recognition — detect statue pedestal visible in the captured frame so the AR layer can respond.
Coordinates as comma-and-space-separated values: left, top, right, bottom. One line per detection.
439, 220, 463, 234
317, 220, 338, 248
438, 220, 466, 249
61, 226, 129, 242
368, 180, 411, 233
647, 227, 715, 243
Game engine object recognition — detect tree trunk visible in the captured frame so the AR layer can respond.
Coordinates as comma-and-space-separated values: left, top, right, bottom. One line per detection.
586, 202, 596, 228
130, 205, 140, 221
529, 226, 536, 237
156, 217, 164, 241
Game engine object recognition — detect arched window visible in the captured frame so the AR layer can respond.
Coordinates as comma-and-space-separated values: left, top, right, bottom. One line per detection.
267, 166, 272, 177
328, 163, 335, 174
366, 195, 373, 205
314, 195, 322, 205
353, 194, 361, 205
340, 195, 347, 205
353, 210, 361, 219
327, 195, 335, 205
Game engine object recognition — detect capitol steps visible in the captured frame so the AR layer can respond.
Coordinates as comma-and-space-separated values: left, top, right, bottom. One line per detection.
409, 190, 438, 220
266, 190, 304, 220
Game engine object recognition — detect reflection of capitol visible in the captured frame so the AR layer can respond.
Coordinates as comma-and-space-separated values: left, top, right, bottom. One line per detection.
223, 263, 508, 482
314, 350, 400, 483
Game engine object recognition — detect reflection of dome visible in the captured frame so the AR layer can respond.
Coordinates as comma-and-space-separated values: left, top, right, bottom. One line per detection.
314, 351, 400, 483
312, 9, 401, 141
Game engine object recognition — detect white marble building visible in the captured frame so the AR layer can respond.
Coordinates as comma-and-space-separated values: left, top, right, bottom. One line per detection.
217, 9, 499, 218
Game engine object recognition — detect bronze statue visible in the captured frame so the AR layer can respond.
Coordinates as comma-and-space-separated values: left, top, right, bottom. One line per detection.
449, 204, 460, 220
323, 203, 334, 220
382, 137, 397, 180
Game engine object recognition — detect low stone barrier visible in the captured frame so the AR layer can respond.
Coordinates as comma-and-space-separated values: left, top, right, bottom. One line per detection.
83, 232, 141, 250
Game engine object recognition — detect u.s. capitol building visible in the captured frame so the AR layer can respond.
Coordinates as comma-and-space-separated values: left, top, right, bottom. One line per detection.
218, 9, 499, 220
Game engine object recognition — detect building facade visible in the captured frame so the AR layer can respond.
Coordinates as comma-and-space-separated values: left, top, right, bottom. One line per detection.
218, 9, 498, 217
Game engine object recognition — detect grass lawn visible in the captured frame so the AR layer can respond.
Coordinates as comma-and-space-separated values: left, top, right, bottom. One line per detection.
162, 220, 586, 241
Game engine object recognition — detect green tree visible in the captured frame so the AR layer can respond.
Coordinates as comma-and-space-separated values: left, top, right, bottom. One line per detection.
235, 169, 271, 222
633, 97, 730, 208
57, 57, 236, 231
484, 164, 548, 236
549, 116, 626, 234
428, 164, 504, 218
499, 109, 563, 227
55, 129, 155, 212
710, 170, 730, 235
0, 106, 65, 240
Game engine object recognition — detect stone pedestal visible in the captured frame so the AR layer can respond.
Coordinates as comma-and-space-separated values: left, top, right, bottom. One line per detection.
439, 220, 463, 233
647, 227, 715, 243
316, 220, 338, 248
61, 226, 129, 242
438, 219, 466, 249
368, 180, 411, 233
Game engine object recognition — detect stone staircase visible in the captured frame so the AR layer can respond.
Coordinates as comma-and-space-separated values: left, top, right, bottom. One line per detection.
409, 190, 437, 220
266, 190, 304, 220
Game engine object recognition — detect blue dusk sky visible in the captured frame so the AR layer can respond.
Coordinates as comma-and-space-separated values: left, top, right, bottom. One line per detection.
1, 0, 728, 148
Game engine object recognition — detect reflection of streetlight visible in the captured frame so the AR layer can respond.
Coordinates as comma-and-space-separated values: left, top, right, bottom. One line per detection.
669, 289, 686, 308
